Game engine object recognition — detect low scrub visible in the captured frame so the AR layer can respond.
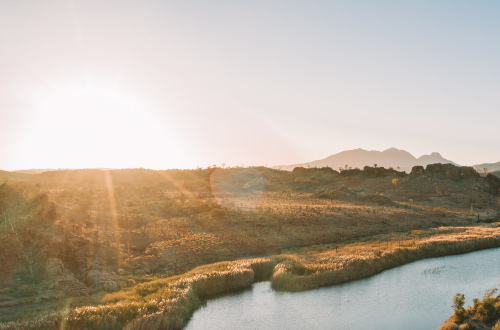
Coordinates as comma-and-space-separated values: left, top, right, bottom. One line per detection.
439, 289, 500, 329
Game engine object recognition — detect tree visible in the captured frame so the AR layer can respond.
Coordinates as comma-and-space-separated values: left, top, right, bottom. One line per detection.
452, 293, 465, 319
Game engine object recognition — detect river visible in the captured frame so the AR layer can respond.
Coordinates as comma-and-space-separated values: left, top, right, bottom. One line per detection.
185, 247, 500, 330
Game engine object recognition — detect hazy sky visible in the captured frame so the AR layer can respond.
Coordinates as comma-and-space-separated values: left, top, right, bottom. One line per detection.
1, 1, 499, 170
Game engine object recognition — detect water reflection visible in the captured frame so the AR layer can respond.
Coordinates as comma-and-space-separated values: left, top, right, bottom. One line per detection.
186, 248, 500, 330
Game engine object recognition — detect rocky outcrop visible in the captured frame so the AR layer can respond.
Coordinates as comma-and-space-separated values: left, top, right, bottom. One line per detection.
292, 167, 338, 174
362, 166, 407, 178
409, 163, 500, 196
486, 173, 500, 194
410, 163, 480, 179
44, 257, 90, 297
339, 168, 362, 176
45, 258, 64, 277
45, 255, 121, 297
410, 166, 425, 175
425, 163, 479, 179
49, 273, 90, 297
85, 260, 121, 292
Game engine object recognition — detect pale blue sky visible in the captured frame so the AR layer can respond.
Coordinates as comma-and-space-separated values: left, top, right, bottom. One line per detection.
1, 1, 499, 170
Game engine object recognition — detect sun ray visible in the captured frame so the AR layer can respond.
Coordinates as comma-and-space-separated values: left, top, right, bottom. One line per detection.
157, 170, 212, 212
104, 170, 122, 266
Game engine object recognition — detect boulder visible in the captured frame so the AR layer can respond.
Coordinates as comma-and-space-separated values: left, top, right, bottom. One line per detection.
425, 163, 444, 174
45, 258, 64, 277
102, 280, 119, 292
486, 173, 500, 194
441, 164, 462, 178
86, 269, 102, 287
49, 273, 90, 297
460, 166, 480, 178
410, 166, 425, 175
86, 269, 121, 292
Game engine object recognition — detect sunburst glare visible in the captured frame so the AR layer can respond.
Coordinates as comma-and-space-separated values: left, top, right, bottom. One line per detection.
20, 83, 182, 169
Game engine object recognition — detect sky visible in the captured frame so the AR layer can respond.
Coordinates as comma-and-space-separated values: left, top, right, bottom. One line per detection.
1, 1, 499, 170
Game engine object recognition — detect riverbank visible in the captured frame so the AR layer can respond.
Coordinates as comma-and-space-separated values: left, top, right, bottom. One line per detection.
3, 224, 500, 330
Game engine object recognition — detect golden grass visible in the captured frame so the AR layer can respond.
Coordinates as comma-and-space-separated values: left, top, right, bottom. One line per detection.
271, 225, 500, 291
4, 225, 500, 330
1, 167, 499, 328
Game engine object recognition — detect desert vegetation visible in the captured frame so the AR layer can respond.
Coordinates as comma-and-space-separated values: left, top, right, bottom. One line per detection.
0, 164, 499, 329
440, 289, 500, 330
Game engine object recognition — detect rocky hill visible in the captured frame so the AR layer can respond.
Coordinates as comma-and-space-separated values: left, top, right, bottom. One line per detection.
0, 164, 499, 328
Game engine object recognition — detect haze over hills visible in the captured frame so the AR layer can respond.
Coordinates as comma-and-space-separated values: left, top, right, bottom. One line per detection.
275, 148, 458, 173
473, 161, 500, 174
13, 169, 64, 174
4, 149, 500, 175
12, 168, 114, 174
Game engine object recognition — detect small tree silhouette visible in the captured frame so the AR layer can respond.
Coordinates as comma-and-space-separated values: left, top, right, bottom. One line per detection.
452, 293, 465, 320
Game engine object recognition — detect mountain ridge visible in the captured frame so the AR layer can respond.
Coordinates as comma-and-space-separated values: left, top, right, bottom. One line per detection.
275, 148, 458, 172
473, 161, 500, 174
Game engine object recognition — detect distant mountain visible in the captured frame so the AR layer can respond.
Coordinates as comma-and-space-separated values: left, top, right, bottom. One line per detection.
274, 148, 457, 172
14, 169, 59, 174
13, 168, 114, 174
473, 161, 500, 174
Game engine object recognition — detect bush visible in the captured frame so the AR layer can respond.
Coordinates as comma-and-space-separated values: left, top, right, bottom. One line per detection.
452, 293, 465, 320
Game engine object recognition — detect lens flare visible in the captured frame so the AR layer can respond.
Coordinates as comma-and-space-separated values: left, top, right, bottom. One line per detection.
209, 167, 266, 211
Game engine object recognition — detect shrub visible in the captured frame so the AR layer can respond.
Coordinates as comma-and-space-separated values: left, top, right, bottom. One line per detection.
452, 293, 465, 320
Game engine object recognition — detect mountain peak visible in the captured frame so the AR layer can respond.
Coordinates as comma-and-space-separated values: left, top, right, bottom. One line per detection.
383, 147, 401, 152
275, 148, 459, 172
416, 152, 457, 166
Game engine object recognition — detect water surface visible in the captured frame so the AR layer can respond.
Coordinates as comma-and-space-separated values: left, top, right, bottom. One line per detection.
185, 248, 500, 330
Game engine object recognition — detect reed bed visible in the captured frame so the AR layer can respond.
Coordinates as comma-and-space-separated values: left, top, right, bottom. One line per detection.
3, 226, 500, 330
0, 258, 275, 330
271, 225, 500, 291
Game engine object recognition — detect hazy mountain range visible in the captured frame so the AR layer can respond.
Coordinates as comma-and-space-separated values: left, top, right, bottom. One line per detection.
275, 148, 500, 173
8, 148, 500, 175
473, 162, 500, 174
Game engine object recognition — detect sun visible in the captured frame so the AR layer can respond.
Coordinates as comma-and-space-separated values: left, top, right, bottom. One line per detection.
21, 83, 181, 169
